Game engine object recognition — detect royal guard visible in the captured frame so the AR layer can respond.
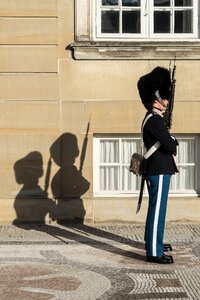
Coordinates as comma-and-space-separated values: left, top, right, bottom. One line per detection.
137, 66, 179, 264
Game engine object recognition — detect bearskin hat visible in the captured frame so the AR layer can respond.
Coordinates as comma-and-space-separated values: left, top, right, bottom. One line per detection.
137, 67, 171, 110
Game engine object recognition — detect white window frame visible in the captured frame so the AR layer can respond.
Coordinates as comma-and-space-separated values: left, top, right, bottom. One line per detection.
149, 0, 198, 39
93, 136, 142, 196
93, 135, 199, 197
94, 0, 198, 40
96, 0, 146, 39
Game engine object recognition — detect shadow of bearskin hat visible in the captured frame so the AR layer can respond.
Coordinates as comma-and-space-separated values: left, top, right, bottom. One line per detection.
137, 67, 171, 110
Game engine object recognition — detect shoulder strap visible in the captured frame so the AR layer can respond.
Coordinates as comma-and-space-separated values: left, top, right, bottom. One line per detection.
144, 141, 161, 159
141, 113, 153, 133
142, 113, 161, 159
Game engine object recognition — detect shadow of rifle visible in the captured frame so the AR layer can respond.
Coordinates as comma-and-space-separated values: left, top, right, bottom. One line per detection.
79, 116, 91, 175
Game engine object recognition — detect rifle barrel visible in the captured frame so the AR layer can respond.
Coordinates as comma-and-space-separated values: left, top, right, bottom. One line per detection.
165, 58, 176, 131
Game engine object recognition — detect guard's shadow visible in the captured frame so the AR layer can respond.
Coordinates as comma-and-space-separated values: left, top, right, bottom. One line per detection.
49, 132, 89, 222
13, 133, 89, 224
13, 151, 54, 224
13, 132, 145, 261
16, 221, 146, 262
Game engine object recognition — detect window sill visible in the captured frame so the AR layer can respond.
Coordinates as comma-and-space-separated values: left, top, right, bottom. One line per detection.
69, 41, 200, 60
93, 192, 199, 198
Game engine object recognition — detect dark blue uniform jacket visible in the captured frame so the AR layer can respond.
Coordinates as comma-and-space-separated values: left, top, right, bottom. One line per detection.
143, 111, 179, 175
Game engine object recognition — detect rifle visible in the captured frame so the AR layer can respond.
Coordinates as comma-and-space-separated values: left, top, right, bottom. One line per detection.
164, 57, 177, 131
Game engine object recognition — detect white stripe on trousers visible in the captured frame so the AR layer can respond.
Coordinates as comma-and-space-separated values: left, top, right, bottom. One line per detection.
152, 175, 163, 257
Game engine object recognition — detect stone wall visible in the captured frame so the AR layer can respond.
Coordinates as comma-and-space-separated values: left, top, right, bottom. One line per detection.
0, 0, 199, 223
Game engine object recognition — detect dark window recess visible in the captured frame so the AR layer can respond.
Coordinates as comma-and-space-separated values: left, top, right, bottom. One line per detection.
102, 0, 118, 5
101, 11, 119, 33
175, 0, 192, 6
122, 0, 140, 6
175, 10, 192, 33
154, 0, 170, 6
122, 11, 141, 33
154, 11, 171, 33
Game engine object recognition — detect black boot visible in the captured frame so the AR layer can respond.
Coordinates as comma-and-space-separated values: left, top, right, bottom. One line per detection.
163, 244, 173, 252
147, 254, 174, 264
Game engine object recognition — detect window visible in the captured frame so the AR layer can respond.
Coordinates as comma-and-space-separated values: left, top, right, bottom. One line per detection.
95, 0, 198, 39
73, 0, 200, 59
93, 136, 142, 195
93, 135, 199, 196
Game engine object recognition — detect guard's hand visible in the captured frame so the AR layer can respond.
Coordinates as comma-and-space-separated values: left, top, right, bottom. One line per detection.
171, 135, 179, 146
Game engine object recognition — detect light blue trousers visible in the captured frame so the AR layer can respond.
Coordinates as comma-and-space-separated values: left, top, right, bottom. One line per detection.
145, 175, 171, 257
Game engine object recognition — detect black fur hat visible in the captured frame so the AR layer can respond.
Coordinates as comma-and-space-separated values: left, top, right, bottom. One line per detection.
137, 67, 171, 110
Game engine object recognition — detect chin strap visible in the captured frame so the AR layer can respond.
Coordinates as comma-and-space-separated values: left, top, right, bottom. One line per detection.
154, 90, 168, 108
152, 107, 164, 117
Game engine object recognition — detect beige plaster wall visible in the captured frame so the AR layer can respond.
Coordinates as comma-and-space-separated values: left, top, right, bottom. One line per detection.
0, 0, 60, 223
59, 59, 200, 133
0, 0, 58, 17
0, 0, 199, 223
0, 47, 58, 73
93, 198, 200, 223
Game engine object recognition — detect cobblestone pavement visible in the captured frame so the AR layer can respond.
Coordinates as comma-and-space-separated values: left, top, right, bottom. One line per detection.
0, 222, 200, 300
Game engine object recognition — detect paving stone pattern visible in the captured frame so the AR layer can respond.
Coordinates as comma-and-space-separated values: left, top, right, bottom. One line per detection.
0, 223, 200, 299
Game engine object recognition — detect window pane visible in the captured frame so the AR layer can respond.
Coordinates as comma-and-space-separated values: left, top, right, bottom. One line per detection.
100, 140, 119, 163
176, 139, 195, 164
122, 11, 140, 33
122, 166, 140, 190
154, 11, 170, 33
122, 166, 132, 190
100, 166, 119, 190
176, 166, 195, 190
154, 0, 170, 6
175, 10, 192, 33
121, 139, 140, 164
122, 0, 140, 6
101, 11, 119, 33
175, 0, 192, 6
102, 0, 118, 5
